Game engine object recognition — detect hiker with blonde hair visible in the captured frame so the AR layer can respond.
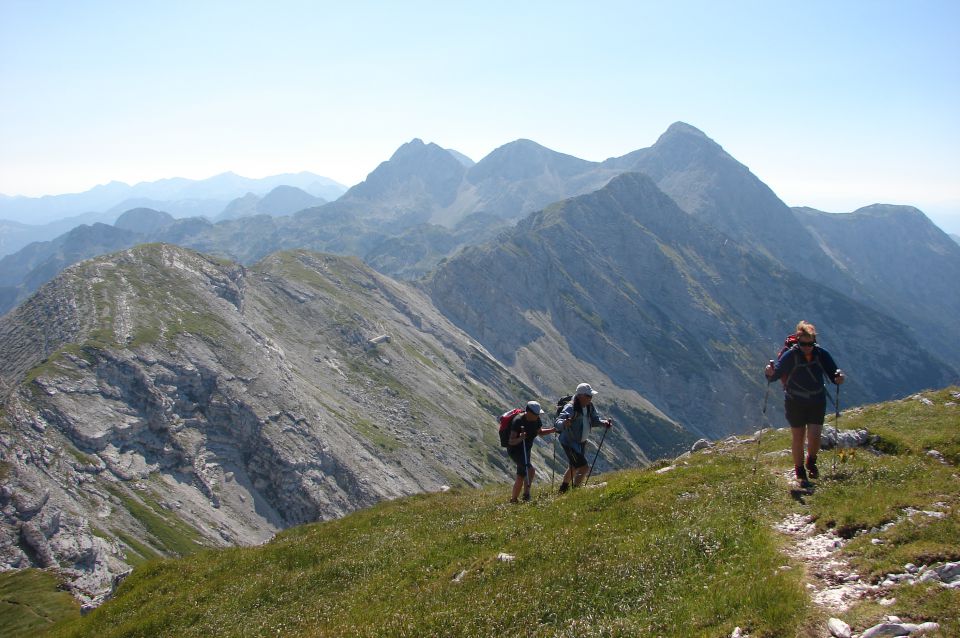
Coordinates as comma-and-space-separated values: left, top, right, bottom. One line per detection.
765, 321, 845, 487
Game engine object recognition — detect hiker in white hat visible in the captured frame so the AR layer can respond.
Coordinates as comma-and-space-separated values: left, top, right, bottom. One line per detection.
554, 383, 613, 493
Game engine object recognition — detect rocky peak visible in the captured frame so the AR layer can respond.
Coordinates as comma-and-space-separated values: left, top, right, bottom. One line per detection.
113, 207, 175, 234
467, 139, 596, 183
341, 138, 467, 211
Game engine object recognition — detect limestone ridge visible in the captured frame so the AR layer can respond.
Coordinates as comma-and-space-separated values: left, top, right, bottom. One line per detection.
794, 204, 960, 365
426, 172, 955, 441
0, 243, 692, 603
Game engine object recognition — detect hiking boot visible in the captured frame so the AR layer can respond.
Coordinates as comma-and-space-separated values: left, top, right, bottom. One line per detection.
805, 456, 819, 479
522, 491, 531, 502
795, 465, 811, 488
558, 482, 570, 494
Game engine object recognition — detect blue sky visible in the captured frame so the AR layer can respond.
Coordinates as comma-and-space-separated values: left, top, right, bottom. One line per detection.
2, 1, 959, 233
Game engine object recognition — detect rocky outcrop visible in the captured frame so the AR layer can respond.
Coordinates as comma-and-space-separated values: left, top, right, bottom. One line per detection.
0, 243, 689, 605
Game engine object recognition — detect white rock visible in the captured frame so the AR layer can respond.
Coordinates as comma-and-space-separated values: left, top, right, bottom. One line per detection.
936, 561, 960, 582
691, 438, 711, 452
828, 617, 852, 638
496, 552, 515, 562
916, 622, 940, 634
859, 623, 911, 638
918, 570, 941, 583
878, 597, 896, 606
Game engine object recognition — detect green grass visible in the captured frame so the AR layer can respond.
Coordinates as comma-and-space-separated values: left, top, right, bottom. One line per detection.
105, 486, 207, 557
32, 387, 960, 637
774, 387, 960, 634
351, 415, 404, 453
0, 570, 79, 637
49, 454, 806, 638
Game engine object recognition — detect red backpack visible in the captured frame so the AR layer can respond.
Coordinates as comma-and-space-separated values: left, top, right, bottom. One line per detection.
774, 334, 799, 388
778, 333, 799, 359
498, 408, 523, 447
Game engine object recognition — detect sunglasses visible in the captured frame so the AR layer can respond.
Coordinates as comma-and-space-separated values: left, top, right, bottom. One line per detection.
797, 341, 816, 347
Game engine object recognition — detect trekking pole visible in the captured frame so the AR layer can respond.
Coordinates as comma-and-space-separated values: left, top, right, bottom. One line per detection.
831, 381, 841, 473
551, 432, 557, 488
521, 435, 531, 496
584, 424, 609, 486
754, 378, 772, 474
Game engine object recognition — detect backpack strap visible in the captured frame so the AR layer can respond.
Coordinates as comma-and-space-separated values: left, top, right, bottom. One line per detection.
784, 347, 826, 400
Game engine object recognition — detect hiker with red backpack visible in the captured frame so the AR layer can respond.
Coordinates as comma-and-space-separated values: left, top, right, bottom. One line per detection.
555, 383, 613, 493
504, 401, 556, 503
764, 321, 845, 488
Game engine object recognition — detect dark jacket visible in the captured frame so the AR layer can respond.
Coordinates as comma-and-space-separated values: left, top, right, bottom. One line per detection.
769, 345, 840, 403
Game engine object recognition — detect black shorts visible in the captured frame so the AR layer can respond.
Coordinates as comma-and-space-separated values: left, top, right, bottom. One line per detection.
508, 445, 532, 476
785, 398, 826, 428
561, 443, 588, 469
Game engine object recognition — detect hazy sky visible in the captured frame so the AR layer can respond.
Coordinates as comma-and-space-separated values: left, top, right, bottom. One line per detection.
2, 1, 959, 233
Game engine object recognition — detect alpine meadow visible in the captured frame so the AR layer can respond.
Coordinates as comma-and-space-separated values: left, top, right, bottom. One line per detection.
1, 123, 959, 638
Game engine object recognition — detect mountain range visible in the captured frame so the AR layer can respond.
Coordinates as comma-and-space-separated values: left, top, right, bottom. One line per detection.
0, 173, 347, 258
1, 122, 959, 607
3, 123, 959, 366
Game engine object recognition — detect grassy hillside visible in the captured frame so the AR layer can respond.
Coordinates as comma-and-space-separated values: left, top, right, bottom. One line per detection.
23, 388, 960, 637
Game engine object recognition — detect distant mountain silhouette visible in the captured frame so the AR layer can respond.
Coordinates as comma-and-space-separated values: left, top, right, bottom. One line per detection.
216, 186, 325, 221
0, 172, 347, 226
114, 207, 176, 234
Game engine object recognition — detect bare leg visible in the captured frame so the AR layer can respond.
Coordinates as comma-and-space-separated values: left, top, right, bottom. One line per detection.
572, 465, 589, 487
807, 423, 822, 460
511, 475, 524, 502
791, 426, 806, 469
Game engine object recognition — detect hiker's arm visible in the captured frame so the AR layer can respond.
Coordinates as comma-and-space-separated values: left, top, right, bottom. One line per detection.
589, 407, 606, 428
555, 405, 573, 430
767, 349, 793, 382
764, 359, 777, 381
822, 351, 844, 385
508, 428, 525, 446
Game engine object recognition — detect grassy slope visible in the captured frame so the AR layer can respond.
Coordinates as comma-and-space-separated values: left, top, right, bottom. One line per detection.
26, 387, 960, 637
0, 570, 80, 637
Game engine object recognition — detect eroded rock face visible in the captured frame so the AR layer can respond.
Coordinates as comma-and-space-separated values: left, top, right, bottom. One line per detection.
0, 245, 512, 603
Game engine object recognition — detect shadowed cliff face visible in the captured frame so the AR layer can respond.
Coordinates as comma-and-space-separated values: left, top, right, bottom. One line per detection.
426, 173, 956, 441
0, 243, 685, 605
